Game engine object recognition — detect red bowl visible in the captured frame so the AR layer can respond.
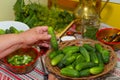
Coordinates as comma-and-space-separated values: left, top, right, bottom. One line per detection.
4, 47, 39, 74
96, 28, 120, 50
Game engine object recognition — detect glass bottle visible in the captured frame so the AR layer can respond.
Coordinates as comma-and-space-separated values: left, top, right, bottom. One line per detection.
74, 0, 100, 40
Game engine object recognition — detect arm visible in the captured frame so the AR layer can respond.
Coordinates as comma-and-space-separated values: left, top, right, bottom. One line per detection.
0, 26, 51, 59
0, 26, 58, 80
0, 34, 23, 58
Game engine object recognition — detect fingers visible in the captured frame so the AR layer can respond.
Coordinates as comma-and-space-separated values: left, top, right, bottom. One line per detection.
40, 26, 48, 32
35, 27, 51, 40
38, 42, 50, 48
33, 39, 50, 48
19, 26, 51, 47
38, 33, 51, 40
36, 26, 48, 34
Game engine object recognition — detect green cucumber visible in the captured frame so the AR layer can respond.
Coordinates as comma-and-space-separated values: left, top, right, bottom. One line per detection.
49, 51, 58, 59
83, 44, 95, 52
95, 43, 103, 53
79, 69, 91, 77
75, 62, 97, 71
63, 54, 77, 66
79, 46, 90, 62
89, 51, 99, 64
72, 54, 86, 66
48, 27, 58, 50
49, 50, 63, 59
102, 49, 110, 64
0, 29, 5, 34
60, 67, 80, 77
51, 54, 64, 66
5, 29, 11, 34
62, 46, 79, 55
90, 66, 104, 75
9, 26, 19, 33
57, 54, 70, 68
96, 52, 104, 67
95, 43, 110, 64
57, 53, 78, 68
66, 64, 74, 69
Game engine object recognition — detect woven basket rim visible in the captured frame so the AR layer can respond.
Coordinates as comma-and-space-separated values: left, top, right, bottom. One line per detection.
45, 39, 117, 80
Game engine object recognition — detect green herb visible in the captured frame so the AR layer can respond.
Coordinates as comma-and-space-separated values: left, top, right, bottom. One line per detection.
84, 26, 98, 40
13, 0, 75, 33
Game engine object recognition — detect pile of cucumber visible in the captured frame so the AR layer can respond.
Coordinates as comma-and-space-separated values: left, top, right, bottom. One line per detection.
0, 26, 23, 34
49, 43, 110, 78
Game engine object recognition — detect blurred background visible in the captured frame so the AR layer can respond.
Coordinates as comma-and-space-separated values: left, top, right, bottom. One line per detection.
0, 0, 120, 28
0, 0, 48, 21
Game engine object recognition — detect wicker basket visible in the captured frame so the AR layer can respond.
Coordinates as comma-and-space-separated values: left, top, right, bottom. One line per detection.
45, 39, 117, 80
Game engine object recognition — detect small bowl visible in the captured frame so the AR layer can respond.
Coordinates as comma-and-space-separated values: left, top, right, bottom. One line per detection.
4, 47, 39, 74
96, 28, 120, 50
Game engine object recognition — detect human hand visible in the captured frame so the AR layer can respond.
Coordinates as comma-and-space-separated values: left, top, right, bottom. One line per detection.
18, 26, 51, 48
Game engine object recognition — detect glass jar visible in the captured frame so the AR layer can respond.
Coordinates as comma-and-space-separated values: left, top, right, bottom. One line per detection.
74, 0, 108, 40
